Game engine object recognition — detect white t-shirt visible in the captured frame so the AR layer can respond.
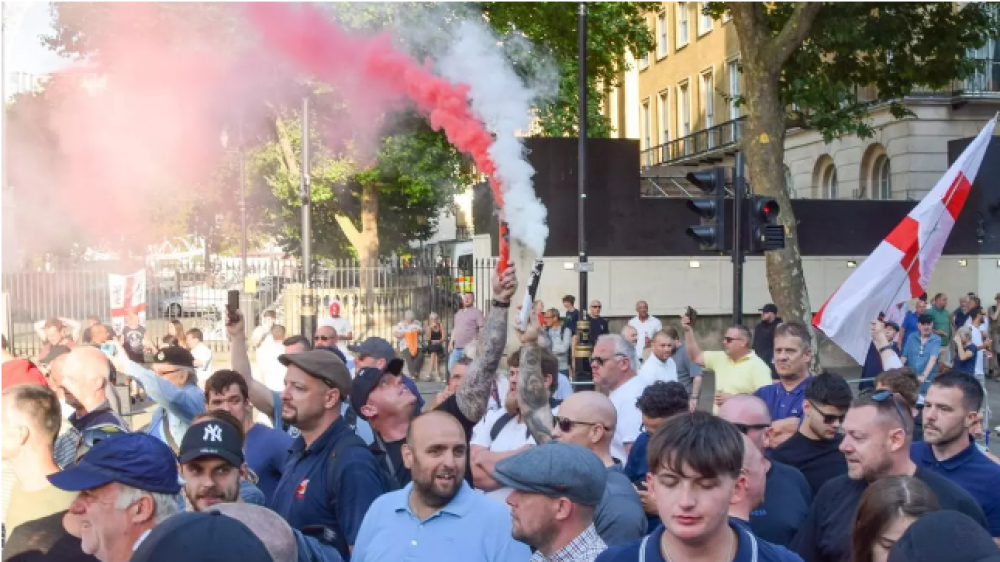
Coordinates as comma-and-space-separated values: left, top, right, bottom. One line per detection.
257, 339, 286, 392
629, 316, 663, 359
608, 375, 649, 463
470, 405, 559, 504
964, 318, 989, 377
319, 316, 354, 361
638, 355, 678, 385
191, 342, 213, 382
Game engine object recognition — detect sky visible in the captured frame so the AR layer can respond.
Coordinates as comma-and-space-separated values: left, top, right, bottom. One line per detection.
4, 1, 68, 98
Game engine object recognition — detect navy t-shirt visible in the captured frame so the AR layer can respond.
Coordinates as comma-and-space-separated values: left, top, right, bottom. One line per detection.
750, 460, 813, 547
911, 439, 1000, 537
245, 422, 293, 503
624, 431, 661, 531
596, 518, 802, 562
954, 344, 979, 375
771, 432, 847, 497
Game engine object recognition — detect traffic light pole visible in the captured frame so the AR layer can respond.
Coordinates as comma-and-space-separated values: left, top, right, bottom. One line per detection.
575, 1, 593, 390
732, 152, 746, 327
300, 96, 316, 341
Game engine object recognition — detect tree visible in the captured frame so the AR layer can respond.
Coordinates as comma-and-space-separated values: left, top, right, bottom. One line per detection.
713, 2, 1000, 347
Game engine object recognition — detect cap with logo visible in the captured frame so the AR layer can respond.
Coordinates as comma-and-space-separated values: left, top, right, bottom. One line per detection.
349, 358, 405, 421
131, 511, 272, 562
154, 346, 195, 368
48, 432, 181, 495
350, 337, 396, 361
278, 349, 351, 394
492, 442, 607, 507
179, 419, 244, 468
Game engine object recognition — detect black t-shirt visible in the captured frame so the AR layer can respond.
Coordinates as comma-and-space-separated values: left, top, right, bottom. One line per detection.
384, 438, 409, 486
2, 511, 99, 562
771, 432, 848, 497
386, 393, 478, 488
790, 468, 988, 562
750, 460, 813, 547
579, 317, 610, 344
121, 326, 146, 362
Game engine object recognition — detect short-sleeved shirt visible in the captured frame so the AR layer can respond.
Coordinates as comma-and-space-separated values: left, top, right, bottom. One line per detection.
246, 423, 293, 503
703, 351, 773, 412
901, 334, 942, 392
564, 309, 580, 334
637, 355, 677, 385
749, 461, 812, 547
579, 317, 610, 345
122, 325, 147, 362
470, 406, 557, 504
754, 377, 810, 422
955, 343, 979, 375
351, 481, 532, 562
381, 393, 478, 488
771, 432, 847, 497
927, 305, 952, 344
911, 440, 1000, 537
672, 343, 703, 395
628, 316, 663, 359
608, 376, 649, 463
597, 518, 802, 562
268, 417, 387, 559
451, 307, 486, 349
595, 464, 648, 546
790, 468, 987, 562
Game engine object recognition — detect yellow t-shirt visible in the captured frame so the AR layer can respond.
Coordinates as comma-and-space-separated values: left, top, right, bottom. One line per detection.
5, 481, 78, 533
703, 350, 774, 411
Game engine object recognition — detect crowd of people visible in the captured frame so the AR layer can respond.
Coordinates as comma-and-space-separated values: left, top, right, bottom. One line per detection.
3, 271, 1000, 562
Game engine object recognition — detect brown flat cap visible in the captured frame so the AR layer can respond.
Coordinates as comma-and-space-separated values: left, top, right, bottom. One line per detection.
278, 349, 351, 394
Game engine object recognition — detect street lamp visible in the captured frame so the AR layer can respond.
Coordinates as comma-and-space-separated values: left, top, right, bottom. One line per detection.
220, 122, 248, 287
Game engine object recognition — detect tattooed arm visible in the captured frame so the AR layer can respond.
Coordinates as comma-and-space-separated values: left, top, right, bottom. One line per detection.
455, 265, 518, 423
517, 329, 554, 445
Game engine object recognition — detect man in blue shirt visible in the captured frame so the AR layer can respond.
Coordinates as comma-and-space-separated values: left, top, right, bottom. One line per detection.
899, 295, 927, 346
352, 410, 530, 561
911, 370, 1000, 539
754, 322, 813, 448
902, 314, 942, 396
268, 349, 388, 560
597, 412, 801, 562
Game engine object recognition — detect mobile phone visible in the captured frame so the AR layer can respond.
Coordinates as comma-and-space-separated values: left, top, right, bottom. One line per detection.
227, 290, 240, 323
685, 306, 698, 324
99, 342, 116, 358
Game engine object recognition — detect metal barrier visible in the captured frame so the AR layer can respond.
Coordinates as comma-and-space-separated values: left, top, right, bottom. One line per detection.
2, 251, 498, 360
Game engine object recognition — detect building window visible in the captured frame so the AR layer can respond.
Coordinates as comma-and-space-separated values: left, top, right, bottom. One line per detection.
656, 11, 669, 59
698, 3, 713, 36
784, 166, 793, 194
641, 99, 652, 151
875, 156, 892, 199
679, 81, 691, 154
658, 90, 670, 145
728, 60, 741, 121
823, 164, 839, 199
702, 71, 715, 147
677, 3, 690, 48
639, 51, 649, 70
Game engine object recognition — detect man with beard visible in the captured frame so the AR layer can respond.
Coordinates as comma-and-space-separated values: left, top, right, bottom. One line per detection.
911, 371, 1000, 540
178, 416, 257, 511
268, 349, 387, 560
352, 410, 531, 561
637, 331, 677, 385
754, 322, 814, 447
791, 390, 988, 561
54, 347, 129, 467
495, 443, 609, 562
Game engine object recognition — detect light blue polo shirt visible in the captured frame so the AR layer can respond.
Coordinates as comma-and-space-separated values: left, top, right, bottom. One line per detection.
351, 481, 531, 562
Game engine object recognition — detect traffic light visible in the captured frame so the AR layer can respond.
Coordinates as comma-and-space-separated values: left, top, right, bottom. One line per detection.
685, 167, 727, 252
747, 196, 785, 252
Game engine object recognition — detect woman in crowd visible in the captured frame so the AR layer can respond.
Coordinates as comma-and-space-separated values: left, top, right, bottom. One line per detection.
424, 312, 447, 381
852, 475, 940, 562
953, 326, 979, 376
165, 319, 188, 350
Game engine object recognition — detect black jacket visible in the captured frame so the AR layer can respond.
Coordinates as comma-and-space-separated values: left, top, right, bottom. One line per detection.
753, 317, 782, 364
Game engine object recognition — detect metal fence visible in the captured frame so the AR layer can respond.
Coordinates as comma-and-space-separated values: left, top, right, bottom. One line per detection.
2, 251, 498, 359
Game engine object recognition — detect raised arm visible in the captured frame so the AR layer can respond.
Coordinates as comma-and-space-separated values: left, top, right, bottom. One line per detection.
227, 311, 277, 419
455, 266, 517, 423
61, 318, 82, 342
681, 315, 706, 366
516, 327, 554, 445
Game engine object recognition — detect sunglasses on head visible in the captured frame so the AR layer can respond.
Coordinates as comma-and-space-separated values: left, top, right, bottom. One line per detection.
732, 422, 770, 434
807, 400, 846, 425
553, 416, 605, 433
863, 389, 911, 433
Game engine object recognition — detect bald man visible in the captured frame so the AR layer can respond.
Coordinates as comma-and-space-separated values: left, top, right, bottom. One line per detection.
210, 503, 297, 561
730, 433, 767, 523
53, 347, 128, 467
553, 392, 647, 546
719, 394, 812, 547
353, 411, 530, 561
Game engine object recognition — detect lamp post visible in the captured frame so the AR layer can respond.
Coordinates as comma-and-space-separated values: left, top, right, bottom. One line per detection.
300, 96, 315, 341
220, 121, 248, 287
574, 1, 593, 390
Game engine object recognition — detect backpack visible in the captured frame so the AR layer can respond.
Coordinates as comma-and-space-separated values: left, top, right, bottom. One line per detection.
489, 397, 562, 441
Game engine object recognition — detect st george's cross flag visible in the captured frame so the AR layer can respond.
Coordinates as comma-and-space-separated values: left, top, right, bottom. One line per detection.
813, 117, 996, 365
109, 269, 147, 336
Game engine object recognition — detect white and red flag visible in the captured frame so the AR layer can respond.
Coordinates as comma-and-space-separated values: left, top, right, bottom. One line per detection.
109, 269, 147, 336
813, 117, 996, 364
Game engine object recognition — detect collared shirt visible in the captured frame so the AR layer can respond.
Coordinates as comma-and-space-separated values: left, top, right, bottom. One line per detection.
927, 305, 952, 343
703, 351, 773, 413
754, 377, 810, 422
608, 376, 648, 463
672, 343, 703, 395
531, 524, 607, 562
53, 401, 128, 467
637, 354, 677, 386
269, 417, 387, 559
126, 362, 204, 447
901, 333, 942, 393
451, 307, 487, 349
628, 315, 662, 359
352, 481, 532, 562
596, 518, 802, 562
912, 439, 1000, 536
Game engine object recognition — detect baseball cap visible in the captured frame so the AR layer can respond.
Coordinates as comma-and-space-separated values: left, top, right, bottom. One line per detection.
39, 345, 72, 365
48, 433, 181, 495
179, 419, 244, 468
884, 321, 900, 332
153, 346, 195, 368
759, 304, 778, 314
349, 358, 406, 421
350, 337, 396, 361
492, 442, 607, 507
131, 511, 271, 562
278, 349, 351, 394
888, 510, 1000, 562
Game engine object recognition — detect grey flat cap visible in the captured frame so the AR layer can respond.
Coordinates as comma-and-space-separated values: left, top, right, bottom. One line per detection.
279, 350, 351, 395
492, 442, 607, 506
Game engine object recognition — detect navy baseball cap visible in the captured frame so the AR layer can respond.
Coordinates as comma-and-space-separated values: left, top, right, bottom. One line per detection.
350, 337, 396, 361
48, 433, 181, 495
350, 358, 406, 420
131, 511, 271, 562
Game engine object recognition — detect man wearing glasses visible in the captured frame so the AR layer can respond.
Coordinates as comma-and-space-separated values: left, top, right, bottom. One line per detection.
791, 390, 988, 562
682, 315, 772, 414
719, 395, 811, 547
572, 301, 610, 374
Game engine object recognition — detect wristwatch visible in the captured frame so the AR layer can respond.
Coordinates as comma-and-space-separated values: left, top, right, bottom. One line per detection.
878, 344, 894, 353
491, 299, 511, 308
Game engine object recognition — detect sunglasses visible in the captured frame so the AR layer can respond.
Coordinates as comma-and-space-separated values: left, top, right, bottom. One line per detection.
807, 400, 846, 425
553, 416, 604, 433
723, 336, 745, 344
863, 389, 910, 432
314, 335, 333, 342
590, 305, 602, 309
732, 422, 770, 434
590, 354, 625, 366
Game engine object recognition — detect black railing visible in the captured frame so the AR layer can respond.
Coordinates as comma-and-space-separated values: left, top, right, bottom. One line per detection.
641, 116, 746, 168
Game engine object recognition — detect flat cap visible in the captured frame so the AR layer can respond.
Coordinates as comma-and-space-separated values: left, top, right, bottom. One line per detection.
492, 442, 607, 506
279, 349, 351, 394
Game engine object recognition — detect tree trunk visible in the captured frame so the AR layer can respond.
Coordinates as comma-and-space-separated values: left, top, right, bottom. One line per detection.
359, 182, 379, 335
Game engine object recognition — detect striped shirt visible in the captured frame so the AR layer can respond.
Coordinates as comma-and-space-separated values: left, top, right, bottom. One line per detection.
531, 524, 607, 562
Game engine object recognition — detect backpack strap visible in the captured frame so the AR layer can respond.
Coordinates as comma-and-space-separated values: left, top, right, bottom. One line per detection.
344, 405, 358, 433
490, 412, 517, 442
